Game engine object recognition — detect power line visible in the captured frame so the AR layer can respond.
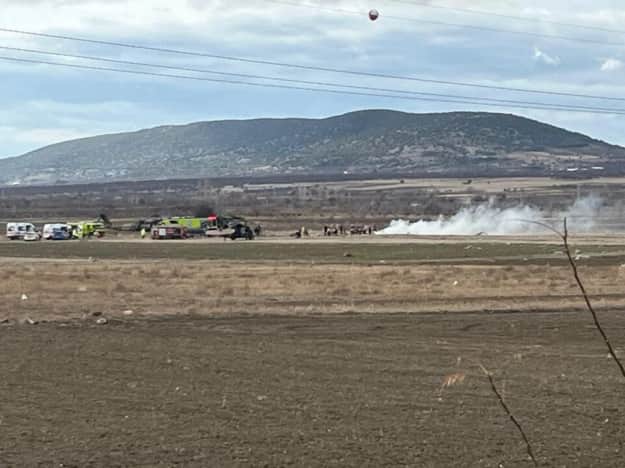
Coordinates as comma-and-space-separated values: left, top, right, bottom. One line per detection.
389, 0, 625, 36
3, 45, 625, 113
1, 26, 624, 102
263, 0, 625, 47
3, 55, 625, 115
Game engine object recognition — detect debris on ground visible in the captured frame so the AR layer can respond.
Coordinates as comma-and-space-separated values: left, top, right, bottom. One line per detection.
96, 318, 108, 325
23, 317, 38, 325
21, 294, 28, 301
441, 372, 466, 390
122, 310, 134, 316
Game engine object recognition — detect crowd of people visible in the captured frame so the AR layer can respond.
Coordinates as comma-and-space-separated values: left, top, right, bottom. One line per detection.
323, 224, 376, 236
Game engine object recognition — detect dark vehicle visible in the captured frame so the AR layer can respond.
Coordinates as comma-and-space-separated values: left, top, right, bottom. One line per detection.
209, 215, 247, 231
51, 227, 71, 240
204, 214, 255, 240
230, 223, 255, 240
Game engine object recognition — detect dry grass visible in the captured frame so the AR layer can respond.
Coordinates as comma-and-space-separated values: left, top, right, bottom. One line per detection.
440, 372, 466, 391
2, 258, 625, 322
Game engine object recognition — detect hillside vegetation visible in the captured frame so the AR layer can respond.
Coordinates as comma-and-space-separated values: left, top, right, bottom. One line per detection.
2, 110, 624, 184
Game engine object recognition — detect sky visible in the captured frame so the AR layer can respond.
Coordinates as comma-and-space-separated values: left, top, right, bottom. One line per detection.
2, 0, 625, 158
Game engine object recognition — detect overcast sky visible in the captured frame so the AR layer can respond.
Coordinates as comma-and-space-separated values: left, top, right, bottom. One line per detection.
2, 0, 625, 158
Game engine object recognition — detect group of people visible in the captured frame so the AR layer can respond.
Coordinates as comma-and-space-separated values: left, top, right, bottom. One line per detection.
323, 224, 376, 236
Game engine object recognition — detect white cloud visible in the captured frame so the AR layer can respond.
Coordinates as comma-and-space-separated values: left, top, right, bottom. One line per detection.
3, 0, 625, 157
0, 126, 94, 158
0, 127, 92, 145
0, 0, 386, 51
0, 100, 139, 127
576, 8, 625, 29
601, 58, 623, 72
520, 7, 553, 18
0, 100, 146, 156
533, 47, 560, 66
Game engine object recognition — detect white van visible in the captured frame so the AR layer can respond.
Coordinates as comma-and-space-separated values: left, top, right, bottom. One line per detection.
6, 222, 37, 240
42, 223, 71, 240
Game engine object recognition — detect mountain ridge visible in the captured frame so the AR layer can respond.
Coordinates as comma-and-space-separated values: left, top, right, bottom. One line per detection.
2, 109, 624, 185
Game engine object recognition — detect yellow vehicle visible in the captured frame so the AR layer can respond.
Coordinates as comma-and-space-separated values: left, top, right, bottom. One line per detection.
161, 217, 206, 234
71, 222, 105, 239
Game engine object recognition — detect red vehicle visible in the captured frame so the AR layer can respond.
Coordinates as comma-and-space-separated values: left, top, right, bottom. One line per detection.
151, 224, 188, 240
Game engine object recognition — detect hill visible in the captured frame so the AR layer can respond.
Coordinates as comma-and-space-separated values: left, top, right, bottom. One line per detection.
2, 110, 624, 185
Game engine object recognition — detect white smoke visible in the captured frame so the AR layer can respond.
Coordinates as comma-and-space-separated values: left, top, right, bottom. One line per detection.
378, 196, 603, 236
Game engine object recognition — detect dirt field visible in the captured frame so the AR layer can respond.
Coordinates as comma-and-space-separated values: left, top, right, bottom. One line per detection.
5, 247, 625, 320
1, 236, 625, 466
1, 313, 624, 467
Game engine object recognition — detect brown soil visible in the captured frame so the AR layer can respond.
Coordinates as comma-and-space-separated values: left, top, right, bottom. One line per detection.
1, 312, 624, 467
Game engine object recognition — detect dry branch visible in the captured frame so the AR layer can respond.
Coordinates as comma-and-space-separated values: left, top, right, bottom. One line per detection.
480, 365, 538, 467
517, 217, 625, 380
561, 218, 625, 380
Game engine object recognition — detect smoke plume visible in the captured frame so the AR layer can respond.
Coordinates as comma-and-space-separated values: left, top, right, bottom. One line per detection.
378, 196, 603, 236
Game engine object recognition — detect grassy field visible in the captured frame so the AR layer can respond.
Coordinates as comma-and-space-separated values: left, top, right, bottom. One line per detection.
3, 240, 625, 320
2, 238, 625, 266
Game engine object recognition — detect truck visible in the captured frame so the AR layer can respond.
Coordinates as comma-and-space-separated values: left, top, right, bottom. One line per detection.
161, 216, 213, 235
6, 222, 38, 240
151, 224, 188, 240
159, 214, 255, 239
71, 222, 106, 239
